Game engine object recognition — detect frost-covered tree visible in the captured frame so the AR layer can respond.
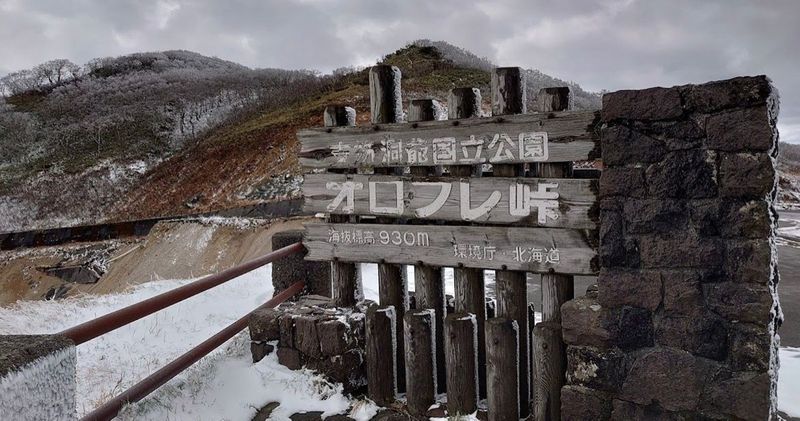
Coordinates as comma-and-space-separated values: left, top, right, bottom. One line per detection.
34, 59, 81, 85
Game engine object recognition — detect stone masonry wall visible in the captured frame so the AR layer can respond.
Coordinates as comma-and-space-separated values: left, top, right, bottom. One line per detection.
561, 76, 781, 420
249, 295, 368, 393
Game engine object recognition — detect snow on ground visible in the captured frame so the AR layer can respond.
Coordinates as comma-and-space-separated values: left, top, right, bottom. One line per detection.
780, 347, 800, 418
0, 263, 796, 419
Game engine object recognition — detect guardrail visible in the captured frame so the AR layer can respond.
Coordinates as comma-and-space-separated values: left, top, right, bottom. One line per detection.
60, 242, 305, 345
81, 281, 304, 421
44, 242, 307, 420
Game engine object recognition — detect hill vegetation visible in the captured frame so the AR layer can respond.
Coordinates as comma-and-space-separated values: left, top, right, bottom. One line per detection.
0, 40, 662, 232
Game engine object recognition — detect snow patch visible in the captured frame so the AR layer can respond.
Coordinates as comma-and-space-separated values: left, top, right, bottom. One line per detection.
0, 346, 77, 421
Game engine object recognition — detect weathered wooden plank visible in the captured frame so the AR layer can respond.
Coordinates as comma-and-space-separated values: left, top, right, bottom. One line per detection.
537, 87, 572, 113
370, 65, 403, 124
304, 223, 598, 275
403, 309, 437, 416
298, 110, 600, 169
302, 174, 598, 229
534, 87, 575, 420
413, 264, 446, 394
324, 105, 362, 307
449, 87, 482, 120
496, 270, 530, 417
533, 321, 565, 421
366, 305, 397, 406
486, 317, 520, 421
454, 267, 487, 399
444, 312, 479, 415
492, 67, 526, 116
368, 65, 408, 395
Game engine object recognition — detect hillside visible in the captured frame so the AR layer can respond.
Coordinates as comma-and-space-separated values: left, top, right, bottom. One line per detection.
10, 41, 799, 231
0, 40, 605, 232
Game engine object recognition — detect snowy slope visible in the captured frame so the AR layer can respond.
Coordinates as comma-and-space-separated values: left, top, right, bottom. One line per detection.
0, 265, 796, 419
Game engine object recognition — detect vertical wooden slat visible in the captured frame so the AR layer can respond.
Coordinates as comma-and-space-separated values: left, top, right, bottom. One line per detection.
447, 87, 483, 178
447, 87, 488, 399
366, 305, 397, 406
404, 309, 437, 416
445, 312, 479, 415
491, 67, 526, 116
490, 67, 529, 416
533, 321, 565, 421
448, 87, 482, 120
486, 317, 520, 421
370, 65, 403, 124
408, 98, 447, 394
408, 98, 440, 123
324, 105, 362, 307
496, 270, 530, 417
453, 267, 487, 398
537, 87, 572, 114
534, 87, 575, 421
369, 65, 408, 393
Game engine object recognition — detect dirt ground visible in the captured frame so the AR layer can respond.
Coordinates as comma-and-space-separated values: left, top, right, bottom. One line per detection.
0, 217, 309, 305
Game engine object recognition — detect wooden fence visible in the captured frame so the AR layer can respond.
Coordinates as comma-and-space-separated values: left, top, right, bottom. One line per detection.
300, 65, 600, 419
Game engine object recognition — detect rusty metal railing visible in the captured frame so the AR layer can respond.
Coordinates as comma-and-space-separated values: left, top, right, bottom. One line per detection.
60, 242, 305, 344
80, 280, 305, 421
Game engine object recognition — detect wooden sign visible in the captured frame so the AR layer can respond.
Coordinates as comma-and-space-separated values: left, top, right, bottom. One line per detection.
303, 174, 598, 228
299, 111, 599, 169
303, 223, 598, 275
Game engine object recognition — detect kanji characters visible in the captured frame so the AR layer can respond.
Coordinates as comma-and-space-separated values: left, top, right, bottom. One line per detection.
509, 182, 560, 223
432, 137, 457, 164
512, 246, 561, 264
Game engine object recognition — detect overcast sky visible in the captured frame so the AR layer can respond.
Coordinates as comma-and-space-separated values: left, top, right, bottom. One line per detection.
1, 0, 798, 142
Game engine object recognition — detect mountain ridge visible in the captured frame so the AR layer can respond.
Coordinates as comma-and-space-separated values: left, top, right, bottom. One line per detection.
2, 40, 795, 232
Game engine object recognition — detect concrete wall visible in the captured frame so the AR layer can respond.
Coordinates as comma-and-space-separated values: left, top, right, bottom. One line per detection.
561, 76, 781, 420
0, 335, 77, 421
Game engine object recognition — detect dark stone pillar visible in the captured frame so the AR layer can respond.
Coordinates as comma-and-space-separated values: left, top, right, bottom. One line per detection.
561, 76, 781, 420
271, 230, 330, 299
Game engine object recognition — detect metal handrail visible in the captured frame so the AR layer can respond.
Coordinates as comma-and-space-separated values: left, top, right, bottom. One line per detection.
80, 280, 305, 421
60, 242, 305, 345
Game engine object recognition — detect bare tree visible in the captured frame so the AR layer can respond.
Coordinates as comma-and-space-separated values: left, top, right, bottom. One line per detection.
34, 59, 81, 85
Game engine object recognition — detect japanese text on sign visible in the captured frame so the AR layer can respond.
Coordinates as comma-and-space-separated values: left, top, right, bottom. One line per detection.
329, 131, 548, 166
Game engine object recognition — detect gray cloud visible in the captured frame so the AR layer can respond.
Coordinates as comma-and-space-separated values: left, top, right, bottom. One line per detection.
1, 0, 798, 142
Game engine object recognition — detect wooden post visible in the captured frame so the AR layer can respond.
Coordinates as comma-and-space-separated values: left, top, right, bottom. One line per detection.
324, 105, 362, 307
537, 87, 571, 114
533, 321, 565, 421
447, 87, 488, 399
408, 98, 447, 394
369, 65, 408, 393
454, 267, 487, 399
496, 270, 530, 417
448, 87, 483, 178
444, 313, 479, 415
408, 98, 441, 123
490, 67, 528, 414
323, 104, 356, 127
486, 317, 520, 421
404, 309, 437, 416
492, 67, 526, 177
448, 87, 481, 120
533, 87, 575, 420
370, 65, 403, 124
492, 67, 526, 116
366, 305, 397, 407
